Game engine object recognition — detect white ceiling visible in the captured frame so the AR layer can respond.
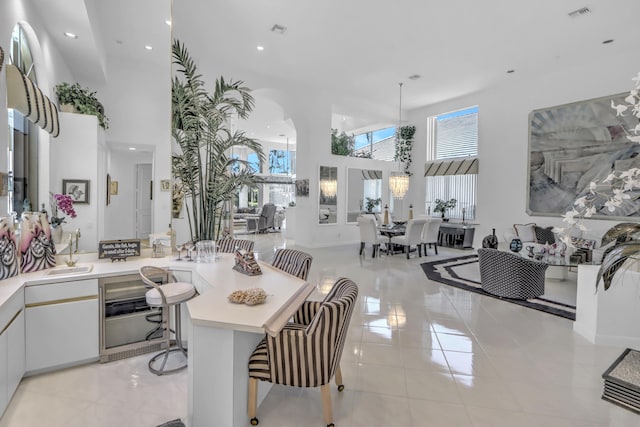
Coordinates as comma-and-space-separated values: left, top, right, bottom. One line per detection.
28, 0, 640, 143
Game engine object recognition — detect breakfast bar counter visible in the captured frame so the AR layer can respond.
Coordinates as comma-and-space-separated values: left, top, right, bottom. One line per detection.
184, 255, 314, 427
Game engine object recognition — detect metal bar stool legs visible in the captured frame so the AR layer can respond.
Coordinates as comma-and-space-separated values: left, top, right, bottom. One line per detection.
148, 303, 188, 375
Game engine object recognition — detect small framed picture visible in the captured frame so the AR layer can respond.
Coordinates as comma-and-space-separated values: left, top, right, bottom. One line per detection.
63, 179, 90, 204
110, 181, 119, 196
160, 179, 171, 192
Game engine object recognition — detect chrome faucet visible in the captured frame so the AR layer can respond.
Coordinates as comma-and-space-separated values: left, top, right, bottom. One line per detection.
66, 234, 76, 267
74, 228, 81, 253
65, 229, 81, 267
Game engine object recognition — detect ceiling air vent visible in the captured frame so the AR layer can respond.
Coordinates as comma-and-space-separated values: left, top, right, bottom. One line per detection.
270, 24, 287, 34
568, 7, 591, 18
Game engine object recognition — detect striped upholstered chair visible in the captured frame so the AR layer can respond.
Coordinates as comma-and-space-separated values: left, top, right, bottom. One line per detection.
271, 248, 313, 280
216, 238, 254, 254
248, 278, 359, 427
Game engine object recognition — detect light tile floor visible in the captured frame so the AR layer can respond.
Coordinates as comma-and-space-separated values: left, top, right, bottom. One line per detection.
1, 232, 638, 426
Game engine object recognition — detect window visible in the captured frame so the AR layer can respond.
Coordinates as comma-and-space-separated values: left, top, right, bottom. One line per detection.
247, 152, 261, 173
353, 126, 396, 161
425, 106, 478, 220
230, 154, 240, 173
268, 149, 295, 175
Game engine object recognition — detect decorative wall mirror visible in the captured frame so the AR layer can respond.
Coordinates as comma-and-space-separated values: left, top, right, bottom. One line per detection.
318, 166, 338, 225
346, 168, 382, 223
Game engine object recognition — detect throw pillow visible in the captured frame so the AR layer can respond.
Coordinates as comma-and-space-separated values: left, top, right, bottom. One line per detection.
513, 223, 536, 242
534, 226, 556, 244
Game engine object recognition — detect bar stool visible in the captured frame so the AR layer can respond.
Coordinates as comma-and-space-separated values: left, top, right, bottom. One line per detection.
139, 266, 196, 375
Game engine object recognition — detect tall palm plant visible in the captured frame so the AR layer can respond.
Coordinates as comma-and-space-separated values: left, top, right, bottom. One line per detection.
172, 39, 265, 242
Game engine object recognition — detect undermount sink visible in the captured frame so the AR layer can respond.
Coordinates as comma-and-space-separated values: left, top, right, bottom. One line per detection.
46, 265, 93, 276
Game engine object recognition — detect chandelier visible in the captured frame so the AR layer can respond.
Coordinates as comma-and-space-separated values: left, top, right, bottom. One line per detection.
320, 179, 337, 198
390, 82, 409, 199
389, 172, 409, 199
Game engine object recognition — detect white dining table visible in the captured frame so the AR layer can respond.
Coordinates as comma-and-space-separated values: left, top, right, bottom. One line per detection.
183, 254, 315, 427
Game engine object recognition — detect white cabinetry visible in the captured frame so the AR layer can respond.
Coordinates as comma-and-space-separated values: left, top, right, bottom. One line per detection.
25, 279, 99, 373
0, 289, 25, 416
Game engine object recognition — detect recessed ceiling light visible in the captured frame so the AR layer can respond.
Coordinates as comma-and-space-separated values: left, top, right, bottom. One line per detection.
129, 147, 137, 151
144, 45, 153, 51
507, 69, 515, 74
256, 45, 265, 51
568, 7, 591, 18
64, 32, 78, 39
270, 24, 287, 34
165, 20, 172, 26
602, 39, 614, 44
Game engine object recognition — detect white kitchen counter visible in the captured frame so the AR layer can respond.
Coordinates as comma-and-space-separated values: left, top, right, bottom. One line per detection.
0, 251, 314, 427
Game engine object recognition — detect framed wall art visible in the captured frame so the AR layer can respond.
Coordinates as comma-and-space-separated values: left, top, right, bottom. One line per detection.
160, 179, 171, 191
527, 92, 640, 219
295, 179, 309, 197
110, 180, 119, 196
63, 179, 90, 204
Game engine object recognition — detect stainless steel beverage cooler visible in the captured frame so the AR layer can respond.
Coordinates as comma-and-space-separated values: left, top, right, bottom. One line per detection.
99, 274, 167, 362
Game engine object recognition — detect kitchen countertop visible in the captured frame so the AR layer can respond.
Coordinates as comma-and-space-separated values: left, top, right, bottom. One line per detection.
0, 250, 314, 336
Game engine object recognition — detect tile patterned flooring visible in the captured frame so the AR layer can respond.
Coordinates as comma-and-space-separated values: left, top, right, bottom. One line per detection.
1, 233, 639, 426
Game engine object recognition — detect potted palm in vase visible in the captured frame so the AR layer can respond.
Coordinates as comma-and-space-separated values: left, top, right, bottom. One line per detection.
171, 39, 265, 242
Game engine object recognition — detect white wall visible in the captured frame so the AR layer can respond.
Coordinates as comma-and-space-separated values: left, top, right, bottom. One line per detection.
49, 112, 100, 252
407, 50, 640, 247
104, 150, 153, 240
97, 55, 171, 237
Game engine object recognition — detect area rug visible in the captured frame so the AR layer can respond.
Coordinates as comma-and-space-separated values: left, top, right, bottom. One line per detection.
421, 255, 576, 320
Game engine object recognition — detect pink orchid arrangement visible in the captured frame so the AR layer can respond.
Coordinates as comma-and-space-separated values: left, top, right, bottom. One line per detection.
50, 193, 77, 227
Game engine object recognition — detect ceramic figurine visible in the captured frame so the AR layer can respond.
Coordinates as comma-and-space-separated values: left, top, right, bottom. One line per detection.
0, 217, 18, 280
20, 212, 56, 273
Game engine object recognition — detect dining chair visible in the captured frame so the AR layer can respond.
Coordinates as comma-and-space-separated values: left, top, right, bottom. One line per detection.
390, 218, 427, 259
422, 218, 443, 255
216, 238, 254, 253
247, 277, 358, 427
139, 266, 197, 375
357, 215, 385, 258
271, 248, 313, 280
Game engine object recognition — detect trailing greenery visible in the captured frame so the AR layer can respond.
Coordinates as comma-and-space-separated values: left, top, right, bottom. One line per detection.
394, 125, 415, 176
331, 129, 354, 156
55, 82, 109, 129
171, 39, 265, 242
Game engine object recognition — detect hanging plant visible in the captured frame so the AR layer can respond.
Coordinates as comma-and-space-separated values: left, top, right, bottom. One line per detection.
394, 125, 415, 176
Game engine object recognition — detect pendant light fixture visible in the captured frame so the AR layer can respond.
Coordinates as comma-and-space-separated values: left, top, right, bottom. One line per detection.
389, 82, 409, 199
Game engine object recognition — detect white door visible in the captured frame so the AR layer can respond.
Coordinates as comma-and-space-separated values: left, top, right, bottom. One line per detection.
136, 164, 152, 239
